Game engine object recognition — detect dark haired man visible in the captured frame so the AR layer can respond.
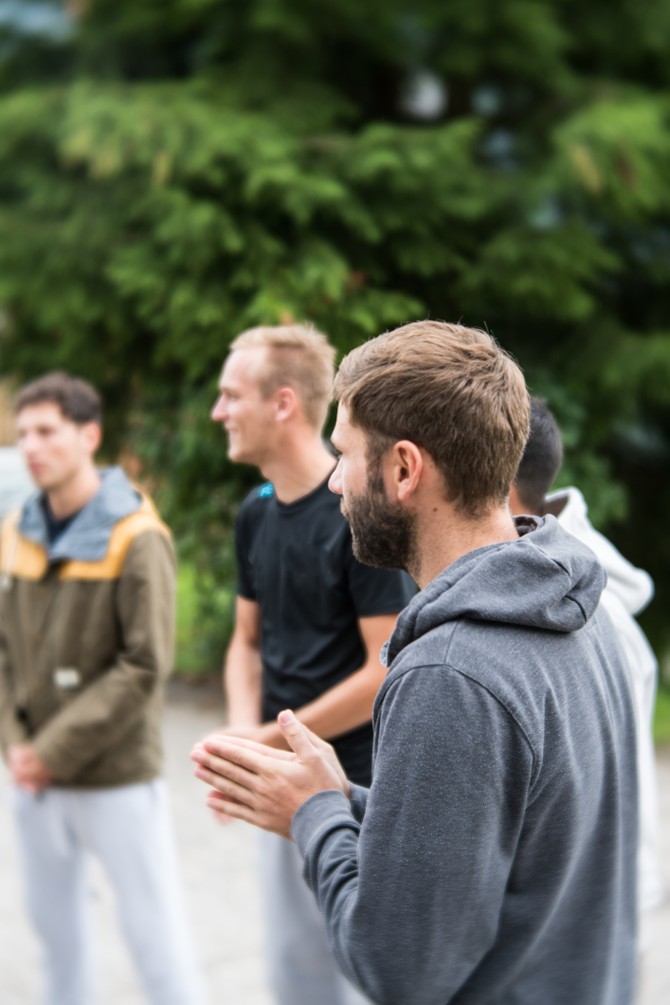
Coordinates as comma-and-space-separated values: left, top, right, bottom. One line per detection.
511, 396, 664, 914
0, 372, 205, 1005
194, 321, 638, 1005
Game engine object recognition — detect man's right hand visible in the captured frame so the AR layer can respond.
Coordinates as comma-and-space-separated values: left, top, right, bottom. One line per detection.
285, 717, 350, 797
192, 710, 352, 836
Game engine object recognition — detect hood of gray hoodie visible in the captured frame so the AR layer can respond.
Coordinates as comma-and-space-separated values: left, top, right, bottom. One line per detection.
385, 515, 606, 667
19, 466, 141, 562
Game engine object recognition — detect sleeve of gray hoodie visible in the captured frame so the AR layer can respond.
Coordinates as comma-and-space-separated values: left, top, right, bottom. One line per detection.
348, 783, 368, 823
292, 663, 534, 1005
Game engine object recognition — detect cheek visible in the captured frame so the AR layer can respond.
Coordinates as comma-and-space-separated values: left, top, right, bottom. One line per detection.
344, 460, 367, 496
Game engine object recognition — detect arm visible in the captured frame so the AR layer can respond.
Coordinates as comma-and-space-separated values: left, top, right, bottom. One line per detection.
0, 520, 29, 757
254, 613, 395, 748
0, 607, 29, 758
293, 669, 533, 1004
31, 530, 175, 782
0, 629, 30, 759
193, 667, 533, 1005
1, 519, 50, 788
348, 783, 369, 824
224, 596, 263, 728
600, 545, 654, 616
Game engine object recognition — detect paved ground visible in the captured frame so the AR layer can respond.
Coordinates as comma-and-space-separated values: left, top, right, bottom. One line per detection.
1, 677, 669, 1005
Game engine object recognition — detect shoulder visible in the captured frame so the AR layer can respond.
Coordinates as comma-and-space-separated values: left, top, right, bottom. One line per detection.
237, 483, 275, 531
114, 496, 172, 553
376, 648, 535, 779
555, 488, 653, 612
382, 617, 538, 744
1, 507, 22, 542
238, 482, 275, 515
1, 507, 47, 578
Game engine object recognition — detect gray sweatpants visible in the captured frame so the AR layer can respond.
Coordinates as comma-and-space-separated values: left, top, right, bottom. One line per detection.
11, 780, 207, 1005
258, 829, 370, 1005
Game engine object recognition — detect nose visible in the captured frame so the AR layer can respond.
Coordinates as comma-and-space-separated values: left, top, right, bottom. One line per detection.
211, 394, 227, 422
328, 459, 343, 496
18, 431, 38, 458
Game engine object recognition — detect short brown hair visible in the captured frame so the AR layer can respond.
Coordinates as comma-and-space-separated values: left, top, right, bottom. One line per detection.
334, 320, 530, 516
230, 323, 335, 430
515, 397, 564, 515
15, 371, 102, 426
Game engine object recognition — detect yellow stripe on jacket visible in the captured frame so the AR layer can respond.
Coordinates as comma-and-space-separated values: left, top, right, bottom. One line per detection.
1, 504, 171, 583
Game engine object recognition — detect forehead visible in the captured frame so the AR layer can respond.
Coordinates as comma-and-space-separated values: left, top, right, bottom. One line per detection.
219, 347, 268, 390
16, 401, 70, 431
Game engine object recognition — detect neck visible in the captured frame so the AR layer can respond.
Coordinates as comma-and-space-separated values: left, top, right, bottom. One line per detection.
259, 433, 335, 504
542, 493, 567, 519
46, 466, 101, 520
410, 505, 520, 589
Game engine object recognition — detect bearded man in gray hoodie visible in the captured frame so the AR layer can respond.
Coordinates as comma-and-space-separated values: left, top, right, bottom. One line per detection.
193, 320, 638, 1005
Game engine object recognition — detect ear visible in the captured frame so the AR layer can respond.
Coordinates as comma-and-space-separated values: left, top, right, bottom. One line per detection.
387, 440, 423, 502
273, 386, 297, 422
81, 422, 102, 456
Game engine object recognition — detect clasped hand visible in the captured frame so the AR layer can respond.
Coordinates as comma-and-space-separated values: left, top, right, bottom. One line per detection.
8, 743, 53, 793
191, 710, 349, 839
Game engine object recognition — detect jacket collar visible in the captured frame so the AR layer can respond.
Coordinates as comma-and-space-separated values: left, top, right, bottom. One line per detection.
19, 466, 141, 562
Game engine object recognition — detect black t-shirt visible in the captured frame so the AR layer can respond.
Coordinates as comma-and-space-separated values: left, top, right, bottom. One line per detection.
41, 498, 80, 545
235, 477, 415, 785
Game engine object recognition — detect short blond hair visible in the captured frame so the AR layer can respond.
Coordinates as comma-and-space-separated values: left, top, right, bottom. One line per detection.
230, 323, 336, 430
334, 320, 530, 516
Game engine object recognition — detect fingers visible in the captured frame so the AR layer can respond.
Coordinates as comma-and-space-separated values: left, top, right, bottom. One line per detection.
205, 789, 291, 839
206, 792, 259, 828
205, 783, 285, 835
192, 714, 322, 841
198, 735, 271, 774
200, 730, 267, 754
276, 710, 319, 760
195, 762, 257, 808
207, 735, 296, 762
192, 750, 258, 803
208, 789, 244, 825
211, 807, 233, 826
297, 722, 334, 755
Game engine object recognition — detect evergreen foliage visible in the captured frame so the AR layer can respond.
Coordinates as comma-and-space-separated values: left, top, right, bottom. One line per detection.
1, 1, 669, 668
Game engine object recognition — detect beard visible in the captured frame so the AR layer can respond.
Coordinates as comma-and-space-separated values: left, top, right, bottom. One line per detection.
343, 468, 416, 572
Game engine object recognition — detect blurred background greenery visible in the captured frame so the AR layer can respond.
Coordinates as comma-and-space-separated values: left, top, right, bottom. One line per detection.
1, 2, 669, 722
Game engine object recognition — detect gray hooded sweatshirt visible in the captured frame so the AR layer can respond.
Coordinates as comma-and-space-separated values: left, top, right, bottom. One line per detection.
293, 516, 638, 1005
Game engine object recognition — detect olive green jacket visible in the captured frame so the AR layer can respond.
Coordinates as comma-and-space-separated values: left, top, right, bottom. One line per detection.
0, 467, 175, 787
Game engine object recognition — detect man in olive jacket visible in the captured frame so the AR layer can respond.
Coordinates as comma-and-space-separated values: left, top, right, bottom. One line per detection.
0, 372, 205, 1005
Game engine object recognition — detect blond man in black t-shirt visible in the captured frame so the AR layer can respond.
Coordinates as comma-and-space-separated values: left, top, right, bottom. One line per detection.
206, 323, 413, 1005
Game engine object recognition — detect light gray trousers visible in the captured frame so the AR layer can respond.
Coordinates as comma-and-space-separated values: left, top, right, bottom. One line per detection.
11, 780, 207, 1005
258, 829, 371, 1005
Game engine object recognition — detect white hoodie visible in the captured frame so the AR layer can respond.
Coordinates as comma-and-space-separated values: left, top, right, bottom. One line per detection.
546, 486, 664, 912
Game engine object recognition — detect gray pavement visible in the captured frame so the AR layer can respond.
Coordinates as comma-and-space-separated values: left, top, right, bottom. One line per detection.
1, 677, 669, 1004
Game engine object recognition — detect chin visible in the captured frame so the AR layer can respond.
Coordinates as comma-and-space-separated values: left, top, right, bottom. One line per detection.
228, 446, 256, 467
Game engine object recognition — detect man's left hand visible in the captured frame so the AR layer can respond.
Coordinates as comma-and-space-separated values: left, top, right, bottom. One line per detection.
214, 721, 288, 750
8, 744, 53, 793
